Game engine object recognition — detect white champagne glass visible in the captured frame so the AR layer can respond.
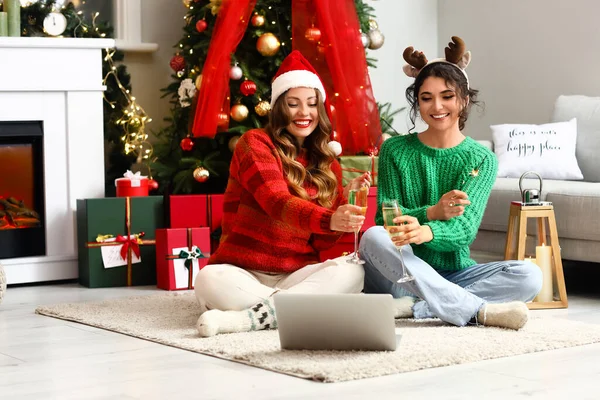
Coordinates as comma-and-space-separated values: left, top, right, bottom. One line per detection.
382, 199, 415, 283
347, 186, 368, 265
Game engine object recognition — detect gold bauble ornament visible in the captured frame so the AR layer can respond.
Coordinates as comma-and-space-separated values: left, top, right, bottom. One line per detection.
230, 104, 249, 122
193, 166, 210, 183
182, 0, 191, 7
256, 33, 281, 57
251, 14, 265, 27
228, 136, 240, 152
368, 18, 379, 31
254, 100, 271, 117
195, 74, 203, 89
208, 0, 222, 15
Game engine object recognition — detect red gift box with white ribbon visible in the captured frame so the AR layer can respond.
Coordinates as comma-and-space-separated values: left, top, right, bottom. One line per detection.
115, 170, 149, 197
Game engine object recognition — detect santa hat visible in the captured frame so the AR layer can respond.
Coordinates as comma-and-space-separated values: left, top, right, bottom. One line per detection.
270, 50, 327, 108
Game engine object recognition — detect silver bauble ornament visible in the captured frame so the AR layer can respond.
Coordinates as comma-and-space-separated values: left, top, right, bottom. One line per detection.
360, 33, 370, 48
229, 65, 243, 80
368, 29, 385, 50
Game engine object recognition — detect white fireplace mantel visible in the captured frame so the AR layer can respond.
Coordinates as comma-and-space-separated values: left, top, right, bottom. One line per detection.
0, 37, 115, 284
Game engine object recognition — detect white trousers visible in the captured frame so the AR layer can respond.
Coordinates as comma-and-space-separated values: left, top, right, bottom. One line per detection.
194, 256, 365, 313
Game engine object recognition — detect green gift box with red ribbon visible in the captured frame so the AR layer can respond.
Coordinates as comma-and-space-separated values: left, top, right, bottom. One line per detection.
339, 155, 378, 187
76, 196, 165, 288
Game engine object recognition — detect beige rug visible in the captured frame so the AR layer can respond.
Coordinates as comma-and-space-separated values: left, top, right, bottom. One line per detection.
36, 292, 600, 383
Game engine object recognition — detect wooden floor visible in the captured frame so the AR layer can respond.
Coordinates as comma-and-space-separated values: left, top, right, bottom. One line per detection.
1, 264, 600, 400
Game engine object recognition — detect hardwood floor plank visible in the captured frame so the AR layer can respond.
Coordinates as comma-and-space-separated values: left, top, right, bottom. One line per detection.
1, 282, 599, 399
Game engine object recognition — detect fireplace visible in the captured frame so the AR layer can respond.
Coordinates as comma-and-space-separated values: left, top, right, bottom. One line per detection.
0, 37, 114, 284
0, 121, 46, 259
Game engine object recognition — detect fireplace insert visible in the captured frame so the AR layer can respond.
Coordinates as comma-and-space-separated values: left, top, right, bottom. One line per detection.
0, 121, 46, 259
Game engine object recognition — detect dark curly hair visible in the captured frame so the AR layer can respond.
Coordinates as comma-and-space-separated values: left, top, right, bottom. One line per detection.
405, 62, 481, 131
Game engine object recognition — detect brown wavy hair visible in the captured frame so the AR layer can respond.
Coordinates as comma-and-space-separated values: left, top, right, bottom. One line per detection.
266, 89, 338, 208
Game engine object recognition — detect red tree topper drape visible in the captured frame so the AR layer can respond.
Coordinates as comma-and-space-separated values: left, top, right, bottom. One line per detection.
192, 0, 257, 138
292, 0, 382, 155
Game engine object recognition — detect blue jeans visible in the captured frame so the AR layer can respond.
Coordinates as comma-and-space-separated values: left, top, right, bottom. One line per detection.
359, 226, 543, 326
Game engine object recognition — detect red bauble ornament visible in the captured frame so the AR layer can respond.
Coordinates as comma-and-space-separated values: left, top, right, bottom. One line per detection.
148, 179, 159, 191
366, 146, 379, 157
180, 137, 194, 151
251, 14, 265, 27
193, 167, 210, 183
196, 20, 207, 33
240, 80, 257, 96
216, 112, 229, 126
169, 55, 186, 72
305, 26, 321, 42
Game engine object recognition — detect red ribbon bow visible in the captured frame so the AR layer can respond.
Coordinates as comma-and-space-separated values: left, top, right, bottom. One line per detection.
115, 235, 141, 261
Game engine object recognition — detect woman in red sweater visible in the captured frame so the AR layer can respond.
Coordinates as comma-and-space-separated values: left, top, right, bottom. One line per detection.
194, 51, 370, 337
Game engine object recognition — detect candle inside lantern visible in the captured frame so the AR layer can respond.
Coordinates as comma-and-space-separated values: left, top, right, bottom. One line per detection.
534, 244, 553, 302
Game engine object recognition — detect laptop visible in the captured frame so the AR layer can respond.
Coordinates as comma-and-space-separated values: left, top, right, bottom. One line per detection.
273, 293, 399, 351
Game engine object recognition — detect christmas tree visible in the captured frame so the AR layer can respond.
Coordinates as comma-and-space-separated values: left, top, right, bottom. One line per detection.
152, 0, 399, 195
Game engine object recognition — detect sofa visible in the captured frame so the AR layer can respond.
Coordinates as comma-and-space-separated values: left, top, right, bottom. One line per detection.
471, 95, 600, 264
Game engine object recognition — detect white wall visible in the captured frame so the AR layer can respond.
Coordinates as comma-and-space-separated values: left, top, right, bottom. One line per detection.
368, 0, 438, 134
120, 0, 185, 135
438, 0, 600, 140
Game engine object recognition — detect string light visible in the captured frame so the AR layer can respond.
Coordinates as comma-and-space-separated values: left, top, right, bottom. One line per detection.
103, 48, 153, 164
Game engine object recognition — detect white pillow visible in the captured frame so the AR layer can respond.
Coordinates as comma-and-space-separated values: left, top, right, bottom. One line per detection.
491, 118, 583, 180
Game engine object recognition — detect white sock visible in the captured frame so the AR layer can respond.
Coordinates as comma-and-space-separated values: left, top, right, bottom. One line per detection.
478, 301, 529, 330
393, 296, 415, 318
197, 298, 277, 337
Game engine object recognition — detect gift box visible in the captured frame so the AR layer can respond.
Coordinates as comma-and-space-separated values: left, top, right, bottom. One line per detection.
115, 170, 149, 197
318, 233, 355, 262
169, 195, 208, 228
363, 186, 378, 232
77, 196, 165, 288
208, 194, 224, 252
155, 227, 210, 290
339, 155, 378, 187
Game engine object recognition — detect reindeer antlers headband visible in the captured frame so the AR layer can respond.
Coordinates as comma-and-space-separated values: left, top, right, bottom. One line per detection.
402, 36, 471, 88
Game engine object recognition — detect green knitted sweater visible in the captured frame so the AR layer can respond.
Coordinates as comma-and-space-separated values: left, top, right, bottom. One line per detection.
375, 133, 498, 271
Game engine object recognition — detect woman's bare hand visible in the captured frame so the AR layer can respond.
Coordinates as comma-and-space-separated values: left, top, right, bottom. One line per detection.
427, 190, 470, 221
330, 204, 365, 232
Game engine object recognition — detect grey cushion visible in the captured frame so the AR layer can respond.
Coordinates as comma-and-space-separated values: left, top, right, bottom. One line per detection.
552, 95, 600, 182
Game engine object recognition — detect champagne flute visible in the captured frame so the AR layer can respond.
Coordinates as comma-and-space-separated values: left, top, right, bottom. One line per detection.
347, 186, 368, 264
382, 200, 415, 283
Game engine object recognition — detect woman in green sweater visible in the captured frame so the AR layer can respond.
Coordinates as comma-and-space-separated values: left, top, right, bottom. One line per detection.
359, 37, 542, 330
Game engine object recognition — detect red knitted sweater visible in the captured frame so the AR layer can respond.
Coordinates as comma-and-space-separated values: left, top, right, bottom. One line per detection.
207, 129, 346, 273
